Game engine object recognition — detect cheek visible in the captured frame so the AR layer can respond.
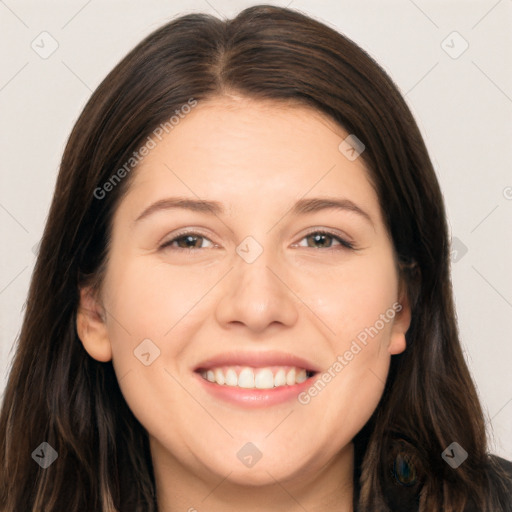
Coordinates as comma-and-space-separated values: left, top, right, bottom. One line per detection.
98, 257, 207, 441
296, 249, 398, 426
100, 257, 225, 412
103, 257, 215, 341
300, 322, 393, 451
300, 249, 399, 339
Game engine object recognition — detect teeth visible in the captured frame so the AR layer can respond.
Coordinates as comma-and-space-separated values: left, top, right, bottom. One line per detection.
214, 368, 225, 385
254, 368, 274, 389
238, 368, 255, 388
225, 368, 238, 387
296, 369, 307, 383
199, 366, 313, 389
274, 368, 286, 387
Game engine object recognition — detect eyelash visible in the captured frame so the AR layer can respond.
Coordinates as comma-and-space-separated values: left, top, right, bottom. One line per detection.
159, 229, 355, 252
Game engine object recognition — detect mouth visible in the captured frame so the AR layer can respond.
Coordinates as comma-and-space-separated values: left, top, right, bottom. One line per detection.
192, 351, 320, 407
196, 365, 317, 389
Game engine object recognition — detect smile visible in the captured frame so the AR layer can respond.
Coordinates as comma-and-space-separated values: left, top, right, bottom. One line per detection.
198, 366, 316, 389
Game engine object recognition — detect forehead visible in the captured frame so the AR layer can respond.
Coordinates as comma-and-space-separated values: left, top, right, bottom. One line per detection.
115, 95, 382, 227
139, 96, 348, 169
136, 96, 367, 193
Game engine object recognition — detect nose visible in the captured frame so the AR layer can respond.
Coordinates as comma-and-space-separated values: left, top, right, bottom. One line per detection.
214, 244, 299, 335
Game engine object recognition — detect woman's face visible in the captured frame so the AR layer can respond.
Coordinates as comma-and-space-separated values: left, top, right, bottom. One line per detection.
78, 95, 410, 489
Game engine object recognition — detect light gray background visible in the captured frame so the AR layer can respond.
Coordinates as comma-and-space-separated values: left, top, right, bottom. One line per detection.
1, 0, 511, 459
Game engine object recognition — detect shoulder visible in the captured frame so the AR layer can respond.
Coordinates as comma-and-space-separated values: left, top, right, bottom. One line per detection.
465, 454, 512, 512
487, 454, 512, 502
490, 453, 512, 477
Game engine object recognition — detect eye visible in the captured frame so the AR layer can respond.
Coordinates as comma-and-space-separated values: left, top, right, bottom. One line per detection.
159, 229, 355, 252
159, 231, 215, 251
295, 230, 355, 250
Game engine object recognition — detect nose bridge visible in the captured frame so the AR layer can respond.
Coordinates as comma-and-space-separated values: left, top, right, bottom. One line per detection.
234, 233, 282, 302
214, 233, 299, 332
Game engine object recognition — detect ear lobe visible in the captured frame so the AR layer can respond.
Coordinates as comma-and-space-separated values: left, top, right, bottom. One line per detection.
388, 289, 412, 356
76, 286, 112, 362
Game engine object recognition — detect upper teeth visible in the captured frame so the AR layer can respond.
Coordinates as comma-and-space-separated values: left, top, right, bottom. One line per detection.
199, 366, 311, 389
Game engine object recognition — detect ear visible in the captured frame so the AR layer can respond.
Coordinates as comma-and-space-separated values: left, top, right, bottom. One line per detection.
76, 286, 112, 362
388, 282, 412, 356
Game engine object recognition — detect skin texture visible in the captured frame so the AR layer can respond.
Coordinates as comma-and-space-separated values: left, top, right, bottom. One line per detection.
77, 95, 411, 512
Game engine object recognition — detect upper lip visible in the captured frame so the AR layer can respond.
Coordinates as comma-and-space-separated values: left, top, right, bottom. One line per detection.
194, 351, 321, 373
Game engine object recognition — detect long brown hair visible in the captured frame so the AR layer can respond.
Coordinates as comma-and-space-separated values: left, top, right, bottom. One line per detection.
0, 5, 509, 511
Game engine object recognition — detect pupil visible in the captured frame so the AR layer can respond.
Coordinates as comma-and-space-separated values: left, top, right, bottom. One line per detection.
180, 235, 200, 248
310, 233, 329, 248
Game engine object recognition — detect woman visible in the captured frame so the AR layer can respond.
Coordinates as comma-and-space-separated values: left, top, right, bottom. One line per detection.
0, 4, 510, 511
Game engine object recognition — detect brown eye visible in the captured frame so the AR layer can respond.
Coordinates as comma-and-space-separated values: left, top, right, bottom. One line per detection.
298, 231, 354, 250
160, 232, 214, 251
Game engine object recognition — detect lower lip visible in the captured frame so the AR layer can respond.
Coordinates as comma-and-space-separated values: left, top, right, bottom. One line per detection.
194, 372, 316, 408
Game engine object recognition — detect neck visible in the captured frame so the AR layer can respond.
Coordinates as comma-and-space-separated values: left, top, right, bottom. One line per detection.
150, 440, 355, 512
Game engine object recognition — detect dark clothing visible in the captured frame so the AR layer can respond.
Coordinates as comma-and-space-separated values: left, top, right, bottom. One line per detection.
352, 454, 512, 511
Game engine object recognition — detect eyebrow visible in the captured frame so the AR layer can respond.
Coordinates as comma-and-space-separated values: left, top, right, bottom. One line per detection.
134, 196, 374, 226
